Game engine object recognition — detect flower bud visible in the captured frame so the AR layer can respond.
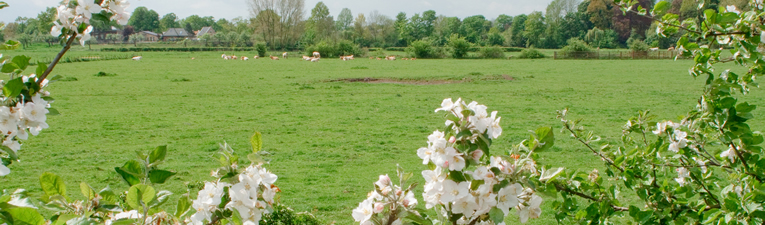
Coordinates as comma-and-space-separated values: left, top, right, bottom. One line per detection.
448, 136, 456, 143
373, 202, 385, 213
471, 150, 484, 161
396, 190, 402, 196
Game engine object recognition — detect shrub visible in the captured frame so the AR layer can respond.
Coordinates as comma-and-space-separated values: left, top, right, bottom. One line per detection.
478, 46, 506, 59
406, 40, 438, 58
305, 40, 363, 58
518, 48, 545, 59
255, 43, 267, 57
561, 38, 594, 53
628, 38, 650, 52
261, 203, 322, 225
447, 34, 471, 58
585, 28, 618, 49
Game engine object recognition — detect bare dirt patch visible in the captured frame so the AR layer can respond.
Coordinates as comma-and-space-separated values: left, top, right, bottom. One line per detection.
329, 75, 514, 85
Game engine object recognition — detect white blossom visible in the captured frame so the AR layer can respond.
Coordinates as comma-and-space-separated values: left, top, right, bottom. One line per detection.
76, 0, 103, 20
497, 183, 522, 215
518, 195, 542, 223
452, 195, 478, 218
0, 163, 9, 176
720, 147, 736, 162
352, 199, 374, 225
675, 167, 690, 186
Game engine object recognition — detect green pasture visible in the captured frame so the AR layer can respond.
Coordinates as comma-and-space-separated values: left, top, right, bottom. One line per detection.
1, 47, 763, 224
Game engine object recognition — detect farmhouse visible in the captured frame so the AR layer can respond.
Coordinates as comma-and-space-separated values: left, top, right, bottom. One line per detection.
139, 31, 159, 42
195, 26, 215, 39
161, 28, 193, 41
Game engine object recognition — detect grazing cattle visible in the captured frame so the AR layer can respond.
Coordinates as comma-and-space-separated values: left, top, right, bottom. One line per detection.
649, 47, 659, 51
402, 58, 409, 60
191, 57, 195, 60
132, 56, 142, 61
411, 58, 417, 61
667, 47, 675, 51
340, 55, 354, 61
269, 56, 279, 60
385, 56, 396, 60
313, 51, 321, 58
282, 52, 288, 59
311, 57, 320, 62
253, 56, 260, 59
221, 54, 227, 58
242, 57, 249, 61
302, 56, 311, 61
369, 57, 374, 59
232, 55, 238, 60
376, 57, 382, 60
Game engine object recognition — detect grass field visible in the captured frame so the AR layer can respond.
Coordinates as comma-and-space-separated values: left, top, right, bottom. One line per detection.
1, 45, 764, 224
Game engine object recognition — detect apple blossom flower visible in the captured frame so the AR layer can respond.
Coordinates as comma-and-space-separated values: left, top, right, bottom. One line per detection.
487, 111, 502, 139
518, 195, 542, 223
721, 147, 736, 162
675, 167, 690, 186
0, 163, 9, 176
436, 98, 463, 113
452, 195, 478, 218
352, 199, 374, 225
76, 0, 103, 20
497, 183, 522, 215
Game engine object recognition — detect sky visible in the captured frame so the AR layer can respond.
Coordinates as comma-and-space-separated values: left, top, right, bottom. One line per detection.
1, 0, 555, 24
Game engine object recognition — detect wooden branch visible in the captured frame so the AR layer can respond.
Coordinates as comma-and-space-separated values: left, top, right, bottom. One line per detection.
38, 33, 77, 84
553, 183, 628, 212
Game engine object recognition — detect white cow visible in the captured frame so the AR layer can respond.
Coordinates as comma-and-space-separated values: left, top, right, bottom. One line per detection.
311, 57, 320, 62
313, 51, 321, 58
132, 56, 142, 60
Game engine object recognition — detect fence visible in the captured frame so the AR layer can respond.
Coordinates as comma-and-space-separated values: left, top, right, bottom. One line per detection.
553, 50, 683, 60
31, 54, 135, 66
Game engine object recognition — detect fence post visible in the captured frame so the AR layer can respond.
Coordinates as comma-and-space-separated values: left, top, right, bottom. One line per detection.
554, 51, 557, 60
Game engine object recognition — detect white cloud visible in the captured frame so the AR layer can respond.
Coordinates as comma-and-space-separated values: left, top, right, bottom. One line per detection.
2, 0, 553, 24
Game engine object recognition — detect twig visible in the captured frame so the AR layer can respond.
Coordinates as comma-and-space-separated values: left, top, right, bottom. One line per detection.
38, 33, 77, 84
563, 123, 625, 173
553, 182, 628, 212
680, 158, 721, 207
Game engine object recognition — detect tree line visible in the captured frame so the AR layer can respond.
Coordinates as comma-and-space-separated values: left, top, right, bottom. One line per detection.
0, 0, 750, 50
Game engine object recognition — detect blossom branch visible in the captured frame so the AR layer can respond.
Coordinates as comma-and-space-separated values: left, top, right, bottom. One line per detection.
552, 182, 628, 212
39, 33, 77, 84
562, 122, 624, 173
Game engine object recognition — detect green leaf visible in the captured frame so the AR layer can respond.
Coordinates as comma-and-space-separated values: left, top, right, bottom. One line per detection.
148, 169, 176, 184
1, 62, 19, 73
2, 40, 20, 50
119, 160, 145, 177
489, 207, 504, 223
114, 167, 141, 186
6, 207, 46, 225
148, 145, 167, 164
148, 190, 173, 208
534, 126, 555, 151
11, 55, 30, 71
126, 184, 156, 210
53, 214, 79, 225
39, 172, 67, 198
47, 108, 60, 116
4, 77, 24, 99
98, 187, 119, 204
79, 182, 95, 200
652, 1, 670, 15
0, 2, 8, 10
174, 194, 192, 218
250, 132, 262, 153
110, 219, 138, 225
540, 167, 564, 182
35, 63, 48, 77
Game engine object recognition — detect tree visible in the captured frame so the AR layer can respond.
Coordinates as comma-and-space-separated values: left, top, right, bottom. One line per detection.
422, 10, 437, 38
248, 0, 304, 49
494, 14, 513, 32
433, 16, 461, 46
460, 15, 488, 44
159, 13, 180, 30
36, 7, 56, 34
128, 7, 160, 32
307, 2, 334, 42
128, 33, 144, 47
353, 13, 370, 46
508, 14, 527, 47
587, 0, 612, 29
121, 25, 135, 42
180, 15, 215, 32
394, 12, 408, 46
611, 0, 652, 43
336, 8, 353, 31
447, 34, 471, 58
523, 11, 546, 47
486, 27, 505, 46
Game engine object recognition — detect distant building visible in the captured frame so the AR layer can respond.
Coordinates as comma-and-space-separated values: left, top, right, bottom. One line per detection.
195, 26, 215, 40
93, 26, 121, 43
161, 28, 193, 41
140, 31, 159, 42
